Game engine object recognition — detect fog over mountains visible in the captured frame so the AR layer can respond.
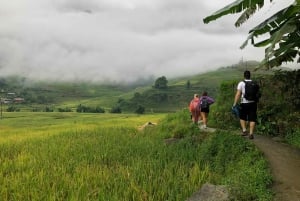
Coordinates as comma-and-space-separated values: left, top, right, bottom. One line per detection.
0, 0, 295, 83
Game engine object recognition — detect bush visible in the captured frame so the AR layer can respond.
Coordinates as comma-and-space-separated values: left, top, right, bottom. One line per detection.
76, 104, 105, 113
45, 106, 54, 112
135, 105, 145, 114
210, 80, 240, 129
58, 107, 72, 112
110, 106, 122, 113
6, 106, 20, 112
157, 109, 199, 139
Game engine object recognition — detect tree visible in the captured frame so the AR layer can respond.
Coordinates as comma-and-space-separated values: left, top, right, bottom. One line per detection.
135, 105, 145, 114
203, 0, 300, 69
154, 76, 168, 89
186, 80, 191, 89
110, 105, 122, 113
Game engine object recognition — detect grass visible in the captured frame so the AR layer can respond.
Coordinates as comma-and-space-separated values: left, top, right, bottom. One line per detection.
0, 110, 273, 201
0, 112, 164, 144
0, 112, 207, 201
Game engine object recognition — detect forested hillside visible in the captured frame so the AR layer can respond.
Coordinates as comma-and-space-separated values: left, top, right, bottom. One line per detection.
1, 62, 299, 147
0, 61, 260, 113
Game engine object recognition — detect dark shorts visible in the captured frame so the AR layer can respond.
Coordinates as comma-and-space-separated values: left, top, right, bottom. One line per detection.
240, 102, 257, 122
201, 107, 209, 113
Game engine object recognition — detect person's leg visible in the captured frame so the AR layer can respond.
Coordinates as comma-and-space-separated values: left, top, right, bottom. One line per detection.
205, 113, 209, 127
194, 111, 199, 123
248, 102, 257, 138
239, 103, 248, 135
249, 121, 255, 135
191, 111, 196, 123
201, 112, 207, 128
198, 112, 203, 122
240, 119, 247, 133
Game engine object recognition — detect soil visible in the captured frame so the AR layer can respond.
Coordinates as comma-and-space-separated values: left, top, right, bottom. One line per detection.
252, 135, 300, 201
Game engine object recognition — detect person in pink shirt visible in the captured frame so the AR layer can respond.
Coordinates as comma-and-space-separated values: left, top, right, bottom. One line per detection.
189, 94, 201, 124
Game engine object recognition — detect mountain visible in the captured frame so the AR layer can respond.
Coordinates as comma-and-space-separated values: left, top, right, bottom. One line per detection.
0, 61, 272, 112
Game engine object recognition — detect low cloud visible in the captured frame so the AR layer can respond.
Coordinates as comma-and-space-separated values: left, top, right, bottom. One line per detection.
0, 0, 294, 83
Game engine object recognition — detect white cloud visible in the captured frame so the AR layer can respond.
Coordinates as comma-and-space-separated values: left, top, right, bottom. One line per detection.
0, 0, 297, 83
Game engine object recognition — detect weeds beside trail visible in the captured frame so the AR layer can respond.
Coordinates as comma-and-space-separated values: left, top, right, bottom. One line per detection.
158, 109, 273, 201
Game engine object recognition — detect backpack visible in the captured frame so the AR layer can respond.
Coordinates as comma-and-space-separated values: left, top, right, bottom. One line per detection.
189, 98, 200, 112
243, 80, 261, 102
200, 97, 209, 109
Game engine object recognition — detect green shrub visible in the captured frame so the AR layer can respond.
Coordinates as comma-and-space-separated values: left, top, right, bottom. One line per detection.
110, 105, 122, 113
76, 104, 105, 113
157, 109, 199, 139
135, 105, 145, 114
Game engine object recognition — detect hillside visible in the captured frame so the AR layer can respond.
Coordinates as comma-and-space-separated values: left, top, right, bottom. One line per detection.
0, 61, 297, 117
0, 61, 263, 113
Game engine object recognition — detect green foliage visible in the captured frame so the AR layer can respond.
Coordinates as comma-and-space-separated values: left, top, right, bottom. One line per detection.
76, 104, 105, 113
135, 105, 145, 114
6, 106, 20, 112
210, 80, 240, 129
0, 63, 260, 113
110, 105, 122, 113
0, 113, 205, 201
0, 109, 273, 200
157, 109, 200, 139
198, 131, 273, 201
157, 111, 273, 200
57, 107, 72, 112
286, 129, 300, 148
256, 70, 300, 139
186, 80, 191, 89
154, 76, 168, 89
44, 106, 54, 112
203, 0, 300, 68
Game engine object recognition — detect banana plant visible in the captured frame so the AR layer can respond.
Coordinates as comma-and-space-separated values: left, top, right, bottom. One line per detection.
203, 0, 300, 69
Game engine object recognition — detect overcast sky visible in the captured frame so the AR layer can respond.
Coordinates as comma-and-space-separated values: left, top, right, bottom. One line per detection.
0, 0, 296, 83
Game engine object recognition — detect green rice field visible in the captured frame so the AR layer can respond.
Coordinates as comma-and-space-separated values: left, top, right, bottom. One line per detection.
0, 112, 209, 201
0, 111, 273, 201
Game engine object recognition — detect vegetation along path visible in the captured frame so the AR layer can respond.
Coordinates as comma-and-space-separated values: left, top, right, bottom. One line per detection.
252, 135, 300, 201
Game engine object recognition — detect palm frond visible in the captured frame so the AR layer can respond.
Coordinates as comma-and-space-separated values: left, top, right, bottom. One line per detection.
235, 7, 258, 27
203, 0, 264, 24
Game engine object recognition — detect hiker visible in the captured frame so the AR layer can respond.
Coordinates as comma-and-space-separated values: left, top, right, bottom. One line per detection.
189, 94, 201, 124
233, 70, 259, 139
199, 91, 214, 129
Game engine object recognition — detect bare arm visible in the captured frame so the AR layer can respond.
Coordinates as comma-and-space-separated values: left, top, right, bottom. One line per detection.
233, 90, 241, 106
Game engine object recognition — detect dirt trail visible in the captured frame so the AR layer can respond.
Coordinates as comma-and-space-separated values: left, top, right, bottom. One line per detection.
252, 135, 300, 201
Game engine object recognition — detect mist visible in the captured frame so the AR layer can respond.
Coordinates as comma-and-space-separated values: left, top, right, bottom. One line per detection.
0, 0, 295, 84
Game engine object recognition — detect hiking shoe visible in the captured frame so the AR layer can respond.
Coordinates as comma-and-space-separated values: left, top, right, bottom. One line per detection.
241, 131, 248, 136
249, 134, 254, 140
201, 125, 207, 129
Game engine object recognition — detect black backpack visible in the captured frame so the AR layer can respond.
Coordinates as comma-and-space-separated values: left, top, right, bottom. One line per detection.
243, 80, 261, 102
200, 97, 209, 109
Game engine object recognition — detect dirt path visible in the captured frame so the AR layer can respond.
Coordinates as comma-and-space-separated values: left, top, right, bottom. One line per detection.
252, 135, 300, 201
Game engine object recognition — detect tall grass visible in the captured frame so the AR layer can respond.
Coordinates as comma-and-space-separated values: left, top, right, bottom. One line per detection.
0, 111, 272, 200
0, 113, 208, 200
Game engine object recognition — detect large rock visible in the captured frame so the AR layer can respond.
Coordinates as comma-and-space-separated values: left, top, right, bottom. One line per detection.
186, 183, 229, 201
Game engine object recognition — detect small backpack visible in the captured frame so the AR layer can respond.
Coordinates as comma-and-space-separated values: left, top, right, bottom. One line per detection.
200, 97, 209, 109
243, 80, 261, 102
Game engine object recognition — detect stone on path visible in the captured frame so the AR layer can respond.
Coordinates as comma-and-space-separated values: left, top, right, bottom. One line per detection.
186, 183, 229, 201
